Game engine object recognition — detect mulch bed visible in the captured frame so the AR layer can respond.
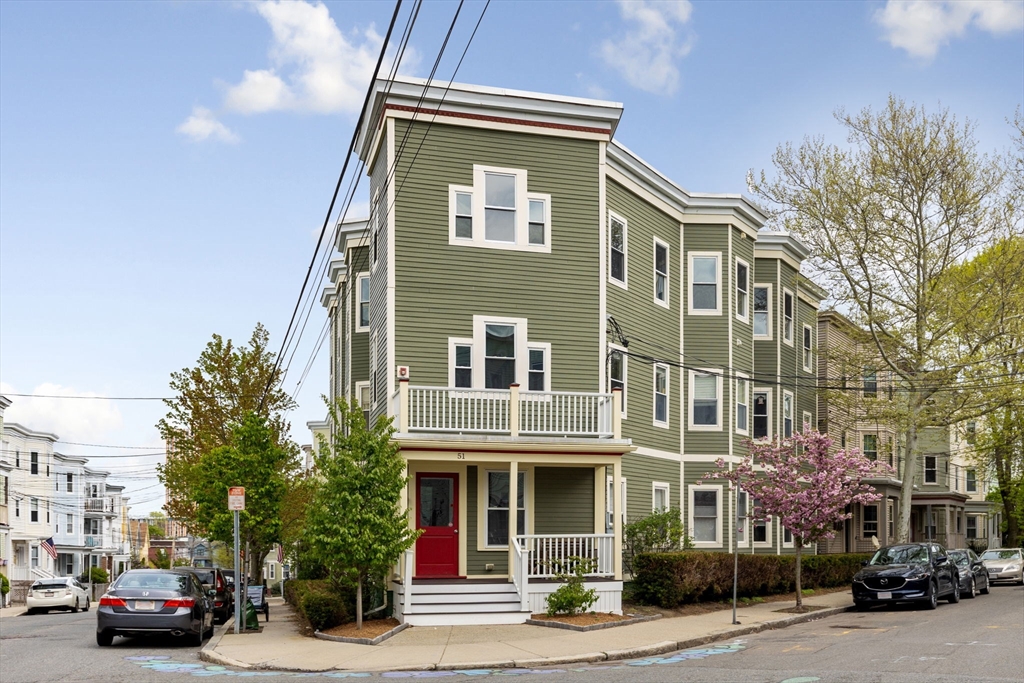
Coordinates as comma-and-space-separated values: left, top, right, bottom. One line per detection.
322, 617, 401, 640
530, 612, 632, 626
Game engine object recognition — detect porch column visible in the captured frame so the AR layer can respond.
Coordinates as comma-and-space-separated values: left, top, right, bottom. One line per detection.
398, 378, 409, 434
881, 497, 888, 546
508, 460, 518, 580
612, 458, 623, 580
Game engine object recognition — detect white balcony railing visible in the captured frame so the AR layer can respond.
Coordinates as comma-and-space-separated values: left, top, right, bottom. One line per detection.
516, 534, 615, 579
397, 385, 617, 439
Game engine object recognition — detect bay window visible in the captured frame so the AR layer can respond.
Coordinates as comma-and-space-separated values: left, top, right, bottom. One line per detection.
690, 370, 721, 429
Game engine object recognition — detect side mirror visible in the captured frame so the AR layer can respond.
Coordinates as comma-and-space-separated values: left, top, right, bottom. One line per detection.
934, 555, 947, 565
208, 589, 217, 597
860, 561, 869, 567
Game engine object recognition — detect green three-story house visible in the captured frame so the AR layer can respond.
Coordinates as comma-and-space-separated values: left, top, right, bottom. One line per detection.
314, 77, 825, 626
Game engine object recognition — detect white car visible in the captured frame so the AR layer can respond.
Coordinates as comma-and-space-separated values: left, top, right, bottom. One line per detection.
26, 577, 91, 614
980, 548, 1024, 585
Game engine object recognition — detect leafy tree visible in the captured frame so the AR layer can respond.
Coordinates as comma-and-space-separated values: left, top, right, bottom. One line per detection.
157, 323, 295, 529
304, 399, 420, 629
750, 96, 1011, 542
192, 413, 294, 581
710, 431, 890, 610
153, 549, 170, 569
148, 524, 166, 539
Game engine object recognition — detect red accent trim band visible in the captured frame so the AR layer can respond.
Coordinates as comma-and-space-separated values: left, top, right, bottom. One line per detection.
381, 104, 612, 136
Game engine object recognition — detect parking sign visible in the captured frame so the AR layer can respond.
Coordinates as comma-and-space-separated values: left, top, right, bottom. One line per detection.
228, 486, 245, 510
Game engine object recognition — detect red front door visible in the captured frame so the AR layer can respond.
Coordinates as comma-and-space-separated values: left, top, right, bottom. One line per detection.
415, 473, 459, 578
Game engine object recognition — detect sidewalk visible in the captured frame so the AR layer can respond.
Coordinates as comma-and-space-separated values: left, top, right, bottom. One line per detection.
0, 604, 29, 619
202, 591, 854, 672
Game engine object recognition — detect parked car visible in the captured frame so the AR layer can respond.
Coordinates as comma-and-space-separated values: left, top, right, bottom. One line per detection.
948, 548, 990, 598
96, 569, 214, 647
175, 567, 232, 624
26, 577, 90, 614
852, 542, 960, 610
979, 548, 1024, 585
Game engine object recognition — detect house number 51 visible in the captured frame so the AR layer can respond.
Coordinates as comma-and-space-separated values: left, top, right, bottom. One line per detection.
456, 453, 465, 459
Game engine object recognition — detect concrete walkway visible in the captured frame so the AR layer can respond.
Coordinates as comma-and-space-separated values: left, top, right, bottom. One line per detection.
0, 604, 30, 619
201, 591, 854, 672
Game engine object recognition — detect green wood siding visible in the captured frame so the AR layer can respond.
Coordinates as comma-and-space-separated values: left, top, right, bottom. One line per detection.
620, 454, 680, 521
732, 228, 755, 455
534, 467, 595, 533
606, 179, 680, 453
752, 258, 779, 383
369, 136, 389, 422
390, 120, 601, 392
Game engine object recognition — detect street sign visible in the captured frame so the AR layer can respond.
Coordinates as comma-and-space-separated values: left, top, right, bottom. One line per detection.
228, 486, 245, 511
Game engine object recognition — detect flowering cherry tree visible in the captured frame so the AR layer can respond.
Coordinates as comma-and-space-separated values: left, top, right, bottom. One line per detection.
710, 430, 893, 610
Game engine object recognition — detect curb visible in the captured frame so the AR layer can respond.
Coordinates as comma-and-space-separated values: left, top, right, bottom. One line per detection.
314, 621, 410, 645
199, 622, 252, 670
200, 603, 853, 673
525, 613, 661, 632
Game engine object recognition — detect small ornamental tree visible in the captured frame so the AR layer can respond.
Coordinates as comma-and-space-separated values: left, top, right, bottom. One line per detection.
709, 430, 892, 610
305, 399, 420, 630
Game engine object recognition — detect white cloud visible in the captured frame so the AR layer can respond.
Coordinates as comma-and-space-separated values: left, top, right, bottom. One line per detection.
176, 106, 240, 143
875, 0, 1024, 61
223, 0, 385, 115
599, 0, 694, 95
1, 383, 124, 443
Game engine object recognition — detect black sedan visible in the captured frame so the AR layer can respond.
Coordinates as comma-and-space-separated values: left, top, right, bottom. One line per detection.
949, 548, 990, 598
96, 569, 214, 647
852, 543, 960, 610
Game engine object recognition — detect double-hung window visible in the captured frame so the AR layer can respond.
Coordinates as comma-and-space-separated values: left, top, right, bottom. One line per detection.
803, 411, 812, 433
485, 173, 516, 242
753, 286, 770, 337
736, 375, 749, 434
31, 453, 38, 475
752, 497, 769, 544
782, 290, 794, 343
689, 253, 720, 314
356, 275, 370, 331
690, 486, 721, 545
66, 513, 74, 534
450, 166, 550, 251
736, 260, 749, 321
783, 391, 794, 438
609, 346, 626, 414
454, 343, 472, 388
753, 390, 770, 440
966, 516, 977, 539
455, 191, 473, 238
528, 199, 546, 246
863, 434, 878, 461
736, 490, 749, 546
31, 545, 39, 568
31, 497, 39, 523
605, 477, 627, 532
654, 240, 669, 306
966, 469, 977, 493
485, 324, 516, 389
653, 482, 669, 512
803, 325, 813, 371
528, 347, 547, 391
653, 364, 669, 427
486, 471, 525, 546
863, 369, 877, 398
609, 214, 627, 286
690, 370, 721, 429
66, 473, 73, 493
924, 456, 937, 484
863, 505, 878, 537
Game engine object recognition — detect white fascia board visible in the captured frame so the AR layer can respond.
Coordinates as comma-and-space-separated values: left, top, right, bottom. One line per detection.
320, 285, 337, 309
328, 258, 347, 286
333, 218, 369, 252
54, 453, 88, 465
3, 423, 60, 442
357, 77, 624, 161
753, 232, 812, 262
0, 395, 11, 410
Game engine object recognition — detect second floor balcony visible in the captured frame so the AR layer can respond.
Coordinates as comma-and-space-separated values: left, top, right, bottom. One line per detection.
393, 382, 621, 439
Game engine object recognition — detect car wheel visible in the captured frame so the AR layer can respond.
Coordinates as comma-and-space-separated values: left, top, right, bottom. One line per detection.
96, 630, 114, 647
925, 583, 939, 610
853, 600, 869, 612
948, 580, 961, 604
73, 599, 80, 613
979, 576, 990, 595
964, 577, 976, 599
84, 597, 90, 612
25, 608, 35, 615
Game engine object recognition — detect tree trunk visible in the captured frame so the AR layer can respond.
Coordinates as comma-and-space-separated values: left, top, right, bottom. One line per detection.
356, 576, 363, 630
795, 538, 803, 610
994, 440, 1020, 548
897, 401, 922, 543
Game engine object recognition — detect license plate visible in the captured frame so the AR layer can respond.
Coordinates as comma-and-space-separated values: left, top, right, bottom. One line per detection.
44, 592, 54, 597
134, 600, 156, 611
877, 591, 892, 600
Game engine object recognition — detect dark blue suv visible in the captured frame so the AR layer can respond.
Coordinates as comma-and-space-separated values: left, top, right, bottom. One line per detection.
852, 543, 960, 610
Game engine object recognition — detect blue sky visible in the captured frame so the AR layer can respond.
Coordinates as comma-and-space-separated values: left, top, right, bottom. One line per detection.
2, 0, 1021, 514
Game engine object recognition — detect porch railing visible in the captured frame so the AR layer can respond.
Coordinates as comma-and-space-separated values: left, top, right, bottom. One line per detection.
516, 534, 615, 579
510, 539, 530, 612
396, 385, 615, 438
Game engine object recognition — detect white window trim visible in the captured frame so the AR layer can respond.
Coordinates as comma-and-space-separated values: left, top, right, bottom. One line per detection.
472, 315, 530, 389
688, 251, 722, 315
355, 273, 370, 332
862, 504, 879, 538
783, 390, 794, 438
736, 489, 750, 548
753, 283, 772, 340
653, 238, 669, 308
653, 363, 670, 428
924, 456, 938, 484
782, 288, 795, 346
735, 258, 750, 323
608, 343, 628, 418
652, 482, 670, 512
606, 476, 627, 531
448, 165, 551, 253
752, 387, 772, 442
447, 337, 474, 388
751, 496, 773, 548
608, 211, 628, 289
782, 525, 794, 548
688, 368, 723, 431
802, 323, 814, 372
688, 484, 723, 548
269, 563, 276, 580
525, 342, 552, 393
735, 372, 750, 436
802, 411, 812, 433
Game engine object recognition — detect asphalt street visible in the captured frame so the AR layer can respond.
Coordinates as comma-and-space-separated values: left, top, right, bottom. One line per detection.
1, 583, 1021, 683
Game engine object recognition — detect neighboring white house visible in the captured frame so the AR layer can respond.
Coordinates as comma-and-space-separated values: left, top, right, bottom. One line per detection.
82, 468, 131, 578
0, 395, 13, 582
53, 452, 88, 577
4, 422, 60, 581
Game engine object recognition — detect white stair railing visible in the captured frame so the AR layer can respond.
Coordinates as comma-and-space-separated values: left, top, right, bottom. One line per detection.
510, 537, 530, 613
516, 534, 615, 578
403, 549, 415, 615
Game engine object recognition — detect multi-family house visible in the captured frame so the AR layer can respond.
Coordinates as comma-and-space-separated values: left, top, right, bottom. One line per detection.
315, 77, 824, 625
82, 469, 131, 577
4, 422, 60, 583
949, 421, 1002, 550
52, 453, 88, 577
0, 395, 12, 583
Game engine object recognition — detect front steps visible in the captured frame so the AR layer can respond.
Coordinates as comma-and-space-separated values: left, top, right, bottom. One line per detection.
394, 579, 531, 626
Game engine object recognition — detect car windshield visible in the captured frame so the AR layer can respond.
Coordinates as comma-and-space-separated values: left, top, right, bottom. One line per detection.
32, 581, 69, 590
981, 550, 1022, 561
948, 551, 969, 568
191, 570, 214, 585
114, 573, 189, 591
869, 545, 929, 565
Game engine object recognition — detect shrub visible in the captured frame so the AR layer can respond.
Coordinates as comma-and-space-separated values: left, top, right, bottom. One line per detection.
545, 557, 599, 616
301, 590, 346, 631
623, 507, 693, 576
285, 579, 355, 631
78, 567, 109, 584
0, 574, 9, 596
632, 552, 871, 608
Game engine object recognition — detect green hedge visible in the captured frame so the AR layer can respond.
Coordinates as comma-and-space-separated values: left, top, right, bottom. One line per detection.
633, 552, 871, 608
284, 579, 355, 631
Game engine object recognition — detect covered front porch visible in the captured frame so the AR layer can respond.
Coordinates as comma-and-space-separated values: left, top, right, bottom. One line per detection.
909, 492, 970, 550
389, 382, 630, 625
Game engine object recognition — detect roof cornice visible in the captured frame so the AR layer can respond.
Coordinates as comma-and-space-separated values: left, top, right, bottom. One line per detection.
3, 422, 59, 442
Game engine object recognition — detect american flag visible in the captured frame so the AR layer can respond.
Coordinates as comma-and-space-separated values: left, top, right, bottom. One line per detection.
276, 544, 283, 563
41, 537, 58, 560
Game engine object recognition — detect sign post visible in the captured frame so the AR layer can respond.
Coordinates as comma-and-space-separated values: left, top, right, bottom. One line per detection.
228, 487, 245, 634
